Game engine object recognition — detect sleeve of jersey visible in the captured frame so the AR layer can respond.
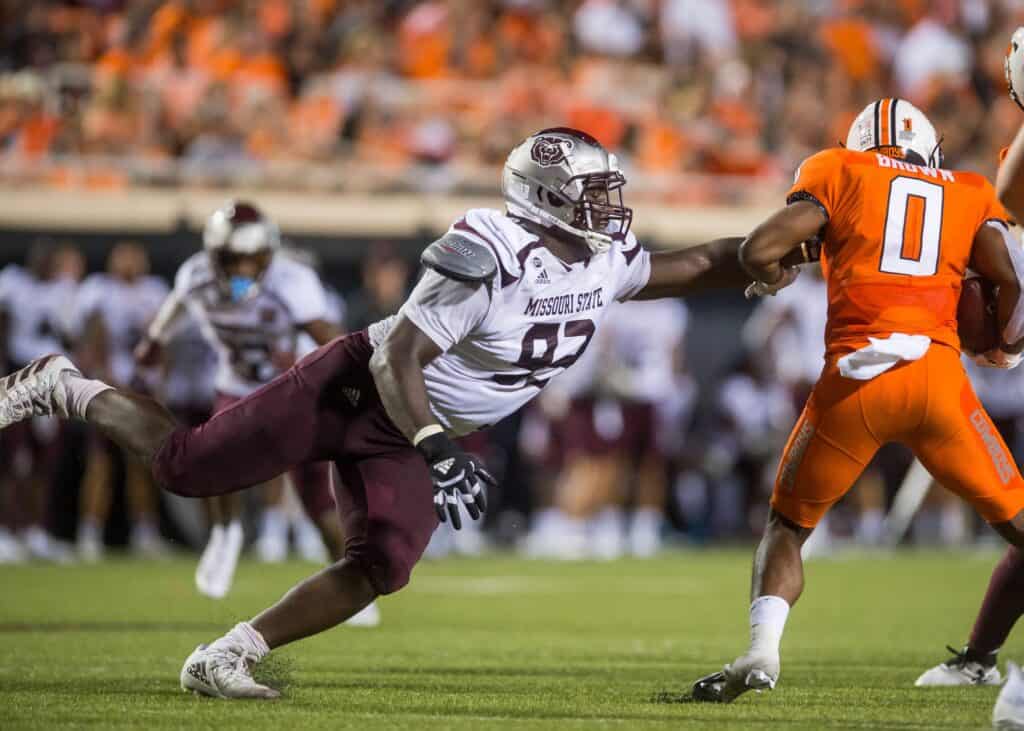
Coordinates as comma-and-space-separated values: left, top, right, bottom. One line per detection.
613, 233, 653, 302
400, 270, 491, 352
282, 266, 328, 324
786, 150, 843, 221
172, 257, 198, 297
979, 180, 1012, 229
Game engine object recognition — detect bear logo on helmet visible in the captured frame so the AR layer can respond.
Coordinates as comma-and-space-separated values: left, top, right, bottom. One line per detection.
530, 136, 574, 167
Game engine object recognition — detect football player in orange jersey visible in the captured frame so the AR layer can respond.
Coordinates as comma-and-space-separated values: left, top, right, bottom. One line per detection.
692, 98, 1024, 704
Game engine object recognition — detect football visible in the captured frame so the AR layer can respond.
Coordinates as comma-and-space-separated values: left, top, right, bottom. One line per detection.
957, 277, 999, 354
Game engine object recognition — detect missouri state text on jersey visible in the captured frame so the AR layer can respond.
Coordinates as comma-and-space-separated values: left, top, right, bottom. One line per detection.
369, 208, 651, 437
523, 287, 604, 317
788, 147, 1009, 356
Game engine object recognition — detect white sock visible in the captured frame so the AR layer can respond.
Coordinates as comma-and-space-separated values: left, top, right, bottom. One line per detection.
855, 509, 884, 544
749, 595, 790, 657
224, 520, 244, 548
260, 507, 287, 539
208, 523, 226, 544
78, 518, 101, 543
61, 373, 113, 420
223, 621, 270, 659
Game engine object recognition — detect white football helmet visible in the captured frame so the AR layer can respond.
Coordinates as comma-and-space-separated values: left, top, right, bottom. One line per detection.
846, 98, 943, 168
1006, 27, 1024, 110
202, 200, 280, 301
501, 127, 632, 254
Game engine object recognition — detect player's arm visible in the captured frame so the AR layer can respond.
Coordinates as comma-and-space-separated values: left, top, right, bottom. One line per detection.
970, 222, 1024, 367
300, 319, 341, 346
369, 235, 497, 528
134, 289, 186, 366
739, 200, 827, 296
78, 311, 111, 379
998, 124, 1024, 221
634, 237, 747, 299
370, 314, 443, 442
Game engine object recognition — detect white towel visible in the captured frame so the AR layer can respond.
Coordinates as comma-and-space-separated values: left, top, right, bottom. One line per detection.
837, 333, 932, 380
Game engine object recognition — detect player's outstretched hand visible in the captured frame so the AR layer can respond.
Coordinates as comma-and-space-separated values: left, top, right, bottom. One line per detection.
416, 432, 495, 529
744, 266, 800, 299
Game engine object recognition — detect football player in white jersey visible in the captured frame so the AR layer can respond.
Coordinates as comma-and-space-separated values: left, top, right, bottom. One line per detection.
0, 239, 83, 562
72, 242, 170, 561
0, 128, 781, 699
133, 201, 348, 601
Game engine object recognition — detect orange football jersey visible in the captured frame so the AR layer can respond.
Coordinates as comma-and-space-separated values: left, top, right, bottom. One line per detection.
788, 147, 1008, 356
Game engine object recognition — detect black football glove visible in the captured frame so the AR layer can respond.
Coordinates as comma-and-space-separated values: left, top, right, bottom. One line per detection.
416, 432, 494, 529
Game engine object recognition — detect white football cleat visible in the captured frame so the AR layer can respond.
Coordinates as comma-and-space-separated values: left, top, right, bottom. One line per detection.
345, 601, 381, 628
0, 527, 26, 564
180, 642, 279, 699
21, 526, 75, 564
692, 651, 780, 703
0, 355, 78, 428
915, 646, 1002, 687
994, 661, 1024, 730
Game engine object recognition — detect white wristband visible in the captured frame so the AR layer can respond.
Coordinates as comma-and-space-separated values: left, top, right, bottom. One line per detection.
412, 424, 444, 446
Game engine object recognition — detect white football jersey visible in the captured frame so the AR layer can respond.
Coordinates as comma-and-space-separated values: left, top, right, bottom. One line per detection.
0, 265, 78, 366
369, 208, 653, 436
73, 273, 169, 384
173, 252, 328, 396
600, 298, 688, 402
745, 273, 828, 386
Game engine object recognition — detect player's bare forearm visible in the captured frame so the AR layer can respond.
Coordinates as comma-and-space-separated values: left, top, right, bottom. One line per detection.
998, 124, 1024, 221
634, 237, 746, 299
369, 314, 443, 443
740, 200, 828, 283
302, 319, 341, 346
145, 290, 185, 344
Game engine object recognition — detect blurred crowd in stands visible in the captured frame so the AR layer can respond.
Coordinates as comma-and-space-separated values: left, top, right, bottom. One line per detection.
3, 232, 1022, 565
2, 0, 1024, 200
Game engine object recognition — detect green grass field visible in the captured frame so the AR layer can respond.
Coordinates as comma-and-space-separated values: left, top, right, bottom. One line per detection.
0, 549, 1017, 729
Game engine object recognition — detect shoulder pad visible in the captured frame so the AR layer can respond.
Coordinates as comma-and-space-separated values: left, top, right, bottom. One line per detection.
421, 233, 497, 284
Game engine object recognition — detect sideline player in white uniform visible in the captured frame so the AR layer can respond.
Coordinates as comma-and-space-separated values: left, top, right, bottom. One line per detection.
73, 242, 170, 561
133, 201, 347, 601
0, 240, 82, 562
0, 128, 783, 699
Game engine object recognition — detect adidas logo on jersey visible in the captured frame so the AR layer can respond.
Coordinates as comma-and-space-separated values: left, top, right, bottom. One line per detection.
342, 387, 360, 407
535, 269, 550, 285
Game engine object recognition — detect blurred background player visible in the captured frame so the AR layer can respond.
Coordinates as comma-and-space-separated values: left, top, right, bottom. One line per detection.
0, 238, 82, 562
72, 241, 170, 561
134, 200, 352, 606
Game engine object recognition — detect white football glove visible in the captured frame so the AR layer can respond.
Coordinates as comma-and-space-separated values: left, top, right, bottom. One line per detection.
974, 348, 1023, 370
745, 267, 800, 299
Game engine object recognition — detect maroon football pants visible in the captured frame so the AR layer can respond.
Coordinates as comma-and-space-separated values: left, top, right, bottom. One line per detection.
153, 332, 436, 594
212, 393, 335, 520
